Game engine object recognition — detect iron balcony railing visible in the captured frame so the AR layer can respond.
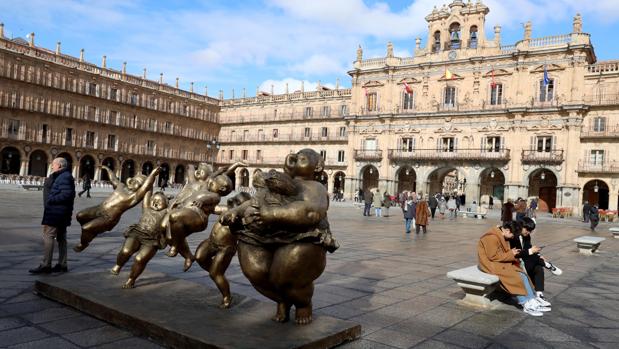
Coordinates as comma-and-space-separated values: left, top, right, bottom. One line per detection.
354, 150, 383, 162
388, 148, 510, 162
580, 126, 619, 139
576, 160, 619, 174
521, 150, 564, 164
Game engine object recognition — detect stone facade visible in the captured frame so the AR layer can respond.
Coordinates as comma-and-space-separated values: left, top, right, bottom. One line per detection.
0, 28, 220, 185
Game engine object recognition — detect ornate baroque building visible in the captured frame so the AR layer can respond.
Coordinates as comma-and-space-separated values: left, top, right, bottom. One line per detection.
0, 25, 220, 185
2, 1, 618, 211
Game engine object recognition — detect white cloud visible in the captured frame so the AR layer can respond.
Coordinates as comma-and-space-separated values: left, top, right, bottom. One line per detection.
288, 54, 347, 76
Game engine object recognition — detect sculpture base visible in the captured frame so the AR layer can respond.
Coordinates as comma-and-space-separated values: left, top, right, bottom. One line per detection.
34, 271, 360, 349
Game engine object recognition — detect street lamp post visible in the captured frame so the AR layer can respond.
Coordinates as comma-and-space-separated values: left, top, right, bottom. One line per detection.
206, 139, 220, 167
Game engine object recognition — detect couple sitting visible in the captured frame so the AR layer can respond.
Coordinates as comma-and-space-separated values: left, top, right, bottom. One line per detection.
478, 217, 561, 316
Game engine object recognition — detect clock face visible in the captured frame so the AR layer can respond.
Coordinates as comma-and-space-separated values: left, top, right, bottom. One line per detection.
448, 50, 457, 60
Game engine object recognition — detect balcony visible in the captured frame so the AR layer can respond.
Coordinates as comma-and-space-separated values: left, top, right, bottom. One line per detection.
576, 160, 619, 174
388, 148, 511, 162
521, 150, 564, 164
354, 150, 383, 162
580, 126, 619, 140
219, 133, 347, 144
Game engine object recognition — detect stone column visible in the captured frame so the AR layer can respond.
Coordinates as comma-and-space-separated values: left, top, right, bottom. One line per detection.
327, 175, 335, 196
344, 177, 355, 201
235, 172, 242, 191
73, 163, 80, 178
609, 192, 618, 211
94, 166, 102, 181
19, 160, 28, 176
464, 181, 481, 206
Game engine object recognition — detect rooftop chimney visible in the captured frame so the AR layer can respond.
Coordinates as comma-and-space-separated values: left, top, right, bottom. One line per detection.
122, 62, 127, 75
55, 42, 61, 55
205, 85, 208, 96
0, 23, 4, 39
175, 77, 179, 88
79, 49, 84, 62
159, 73, 163, 84
102, 55, 107, 68
28, 32, 34, 47
190, 82, 194, 93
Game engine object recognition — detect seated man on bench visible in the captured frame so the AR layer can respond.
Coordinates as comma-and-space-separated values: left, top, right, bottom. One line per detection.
477, 221, 550, 317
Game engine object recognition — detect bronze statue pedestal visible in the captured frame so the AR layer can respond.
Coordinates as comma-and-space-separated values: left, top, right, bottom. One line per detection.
34, 271, 361, 349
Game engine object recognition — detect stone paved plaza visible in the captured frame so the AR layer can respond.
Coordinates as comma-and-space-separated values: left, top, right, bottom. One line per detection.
1, 187, 618, 348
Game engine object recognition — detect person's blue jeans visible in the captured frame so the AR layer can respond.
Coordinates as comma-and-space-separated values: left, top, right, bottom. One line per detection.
405, 218, 413, 233
364, 203, 372, 216
515, 272, 537, 305
375, 207, 382, 217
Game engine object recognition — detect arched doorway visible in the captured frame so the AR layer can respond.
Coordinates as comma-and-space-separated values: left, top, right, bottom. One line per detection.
121, 159, 136, 183
583, 180, 610, 210
1, 147, 20, 174
175, 164, 185, 184
228, 170, 236, 191
315, 171, 328, 189
28, 150, 48, 177
428, 167, 464, 196
56, 152, 73, 173
528, 169, 557, 212
239, 168, 249, 187
334, 171, 346, 194
79, 155, 95, 180
142, 161, 154, 175
361, 165, 378, 191
159, 163, 170, 187
397, 166, 416, 194
101, 157, 115, 181
479, 168, 505, 207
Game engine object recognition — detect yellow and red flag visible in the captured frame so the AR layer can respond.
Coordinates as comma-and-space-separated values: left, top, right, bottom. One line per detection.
403, 82, 413, 94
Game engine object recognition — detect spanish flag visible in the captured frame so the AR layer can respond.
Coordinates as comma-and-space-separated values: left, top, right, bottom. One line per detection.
403, 82, 413, 95
445, 68, 453, 80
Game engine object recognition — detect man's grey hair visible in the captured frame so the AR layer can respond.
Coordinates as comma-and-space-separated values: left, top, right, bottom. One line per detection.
54, 157, 68, 169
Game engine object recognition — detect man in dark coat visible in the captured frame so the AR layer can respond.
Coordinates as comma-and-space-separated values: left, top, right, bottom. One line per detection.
363, 189, 374, 216
582, 201, 591, 223
501, 199, 515, 224
428, 194, 438, 219
29, 157, 76, 274
78, 173, 92, 198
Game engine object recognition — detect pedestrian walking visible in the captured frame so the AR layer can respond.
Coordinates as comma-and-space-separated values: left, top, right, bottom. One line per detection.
447, 196, 457, 220
415, 195, 430, 234
515, 197, 527, 221
582, 201, 591, 223
363, 189, 373, 216
589, 204, 600, 231
438, 196, 447, 219
402, 195, 416, 234
383, 191, 392, 217
78, 173, 92, 198
29, 157, 76, 274
428, 194, 438, 219
373, 188, 383, 217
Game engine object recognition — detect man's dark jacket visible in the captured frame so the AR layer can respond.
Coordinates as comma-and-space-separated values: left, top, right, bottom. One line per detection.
42, 168, 75, 227
509, 234, 541, 273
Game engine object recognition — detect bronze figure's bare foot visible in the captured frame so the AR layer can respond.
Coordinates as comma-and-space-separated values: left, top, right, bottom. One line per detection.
272, 302, 291, 323
122, 279, 135, 289
183, 256, 195, 272
110, 265, 121, 275
73, 243, 87, 253
220, 296, 232, 309
166, 246, 178, 257
295, 306, 313, 325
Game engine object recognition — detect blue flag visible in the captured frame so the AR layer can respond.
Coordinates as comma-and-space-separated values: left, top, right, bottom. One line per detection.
543, 65, 550, 86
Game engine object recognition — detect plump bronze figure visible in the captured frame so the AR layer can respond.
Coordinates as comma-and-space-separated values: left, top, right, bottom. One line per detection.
74, 166, 160, 252
195, 192, 251, 308
164, 162, 244, 272
222, 149, 338, 325
110, 190, 169, 289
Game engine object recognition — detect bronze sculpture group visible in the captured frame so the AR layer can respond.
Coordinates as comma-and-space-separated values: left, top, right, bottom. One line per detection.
75, 149, 338, 324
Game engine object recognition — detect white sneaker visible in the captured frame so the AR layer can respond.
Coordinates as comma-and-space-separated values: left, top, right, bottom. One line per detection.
545, 262, 563, 276
523, 300, 544, 316
535, 296, 551, 307
536, 305, 552, 312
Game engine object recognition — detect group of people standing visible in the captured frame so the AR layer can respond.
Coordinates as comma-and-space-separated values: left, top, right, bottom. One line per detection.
361, 188, 395, 217
501, 197, 538, 224
401, 192, 430, 234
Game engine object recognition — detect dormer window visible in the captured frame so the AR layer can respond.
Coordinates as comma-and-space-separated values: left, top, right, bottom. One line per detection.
469, 26, 478, 48
449, 23, 461, 49
433, 31, 441, 53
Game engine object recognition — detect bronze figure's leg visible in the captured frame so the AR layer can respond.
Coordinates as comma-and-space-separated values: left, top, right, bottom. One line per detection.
195, 239, 215, 271
74, 216, 113, 252
209, 249, 236, 308
177, 238, 195, 272
76, 206, 99, 225
123, 245, 157, 289
270, 243, 327, 325
166, 208, 206, 259
111, 237, 140, 275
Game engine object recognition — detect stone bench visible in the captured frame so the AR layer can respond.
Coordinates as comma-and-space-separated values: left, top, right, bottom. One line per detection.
446, 265, 499, 308
22, 184, 43, 191
459, 211, 487, 219
573, 236, 606, 255
609, 227, 619, 239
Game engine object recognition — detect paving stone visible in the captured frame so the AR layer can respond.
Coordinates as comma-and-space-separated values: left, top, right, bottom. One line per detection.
364, 328, 425, 349
7, 336, 81, 349
337, 338, 398, 349
62, 325, 133, 347
92, 336, 165, 349
20, 307, 80, 324
432, 329, 491, 349
0, 326, 49, 346
0, 317, 26, 331
39, 314, 107, 334
412, 339, 465, 349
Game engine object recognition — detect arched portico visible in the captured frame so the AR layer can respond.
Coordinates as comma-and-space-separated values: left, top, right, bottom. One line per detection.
101, 157, 115, 181
121, 159, 136, 183
1, 146, 21, 174
528, 169, 558, 212
360, 165, 379, 191
175, 164, 185, 184
79, 155, 96, 179
396, 166, 416, 194
583, 179, 610, 210
479, 167, 505, 207
28, 150, 48, 177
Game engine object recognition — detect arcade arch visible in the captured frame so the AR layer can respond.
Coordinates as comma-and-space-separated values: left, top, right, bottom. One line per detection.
175, 164, 185, 184
101, 157, 115, 181
56, 152, 73, 173
239, 168, 250, 187
479, 167, 505, 207
1, 146, 20, 174
583, 180, 610, 210
528, 169, 558, 212
397, 166, 416, 194
28, 150, 48, 177
79, 155, 96, 179
360, 165, 378, 191
333, 171, 346, 194
121, 159, 136, 183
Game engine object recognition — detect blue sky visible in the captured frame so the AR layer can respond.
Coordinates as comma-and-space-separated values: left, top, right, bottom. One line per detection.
1, 0, 618, 98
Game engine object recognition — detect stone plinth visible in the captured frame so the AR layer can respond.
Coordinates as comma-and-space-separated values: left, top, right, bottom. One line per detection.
34, 272, 361, 349
610, 227, 619, 239
573, 236, 606, 255
446, 265, 500, 309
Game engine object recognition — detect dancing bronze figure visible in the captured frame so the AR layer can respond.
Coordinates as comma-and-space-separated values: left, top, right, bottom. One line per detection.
222, 149, 338, 325
111, 190, 169, 288
195, 192, 251, 308
74, 166, 160, 252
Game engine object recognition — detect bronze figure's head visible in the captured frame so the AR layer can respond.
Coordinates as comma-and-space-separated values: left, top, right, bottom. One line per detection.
284, 149, 324, 179
150, 192, 169, 211
127, 174, 147, 191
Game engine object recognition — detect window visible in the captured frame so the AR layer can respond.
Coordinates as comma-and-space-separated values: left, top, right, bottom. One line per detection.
229, 150, 234, 160
107, 134, 116, 150
441, 137, 455, 152
88, 83, 97, 96
367, 92, 377, 112
110, 88, 118, 101
536, 136, 552, 152
469, 26, 478, 48
243, 130, 249, 141
147, 140, 155, 154
444, 86, 456, 107
109, 111, 118, 125
304, 107, 313, 117
256, 149, 262, 161
340, 105, 348, 116
41, 124, 48, 143
272, 129, 278, 139
164, 121, 172, 133
304, 127, 311, 138
449, 22, 461, 49
274, 109, 277, 118
593, 117, 606, 132
339, 127, 347, 137
321, 106, 330, 116
490, 84, 503, 105
65, 128, 73, 145
88, 106, 96, 119
400, 137, 415, 152
337, 150, 345, 163
363, 138, 377, 150
590, 150, 604, 165
319, 150, 326, 161
402, 91, 414, 110
149, 97, 156, 109
433, 31, 441, 52
539, 79, 554, 102
321, 127, 328, 138
183, 105, 188, 115
86, 131, 95, 148
8, 119, 20, 135
257, 129, 264, 141
242, 150, 248, 160
148, 119, 156, 131
130, 93, 138, 106
131, 114, 137, 128
485, 136, 502, 152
